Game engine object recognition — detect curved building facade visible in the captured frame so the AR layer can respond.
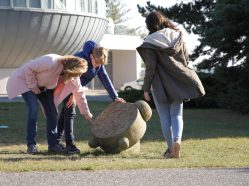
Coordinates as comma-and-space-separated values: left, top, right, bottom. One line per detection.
0, 0, 143, 95
0, 0, 108, 68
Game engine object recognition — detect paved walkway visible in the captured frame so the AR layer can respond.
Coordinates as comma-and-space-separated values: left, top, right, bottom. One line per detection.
0, 89, 111, 102
0, 168, 248, 186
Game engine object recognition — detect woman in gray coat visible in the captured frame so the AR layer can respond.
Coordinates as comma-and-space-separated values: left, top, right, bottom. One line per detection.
137, 11, 205, 159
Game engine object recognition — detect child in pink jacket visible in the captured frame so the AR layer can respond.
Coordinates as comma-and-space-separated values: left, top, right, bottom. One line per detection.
6, 54, 92, 154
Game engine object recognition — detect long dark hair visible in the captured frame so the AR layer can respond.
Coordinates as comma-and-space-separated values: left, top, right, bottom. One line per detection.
145, 11, 178, 34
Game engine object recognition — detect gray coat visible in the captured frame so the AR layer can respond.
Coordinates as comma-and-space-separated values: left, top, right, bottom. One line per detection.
136, 28, 205, 104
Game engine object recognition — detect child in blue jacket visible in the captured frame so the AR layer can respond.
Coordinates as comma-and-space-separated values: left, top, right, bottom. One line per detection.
57, 40, 125, 153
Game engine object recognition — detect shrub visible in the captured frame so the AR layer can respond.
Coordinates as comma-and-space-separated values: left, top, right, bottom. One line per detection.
117, 89, 155, 108
184, 72, 221, 108
117, 67, 249, 113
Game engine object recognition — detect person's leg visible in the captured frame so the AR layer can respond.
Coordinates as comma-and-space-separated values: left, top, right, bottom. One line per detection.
64, 105, 76, 145
57, 106, 65, 143
37, 89, 58, 147
152, 92, 172, 150
62, 94, 76, 146
22, 91, 39, 154
170, 101, 183, 158
170, 101, 183, 143
61, 94, 80, 153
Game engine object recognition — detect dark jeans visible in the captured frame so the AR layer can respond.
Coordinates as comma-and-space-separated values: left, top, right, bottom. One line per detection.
57, 93, 76, 145
22, 90, 58, 147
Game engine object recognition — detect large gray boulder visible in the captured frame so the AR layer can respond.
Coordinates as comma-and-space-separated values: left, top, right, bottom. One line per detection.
88, 100, 152, 153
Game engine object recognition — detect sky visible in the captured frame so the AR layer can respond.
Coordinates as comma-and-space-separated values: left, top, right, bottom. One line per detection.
120, 0, 199, 53
121, 0, 179, 28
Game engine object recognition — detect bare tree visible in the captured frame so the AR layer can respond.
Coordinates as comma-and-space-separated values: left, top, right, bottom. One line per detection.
105, 0, 145, 36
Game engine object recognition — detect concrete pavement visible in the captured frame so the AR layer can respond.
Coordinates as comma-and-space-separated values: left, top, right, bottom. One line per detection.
0, 89, 112, 102
0, 168, 249, 186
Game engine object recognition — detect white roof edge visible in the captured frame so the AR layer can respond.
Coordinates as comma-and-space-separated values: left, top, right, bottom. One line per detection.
100, 34, 143, 50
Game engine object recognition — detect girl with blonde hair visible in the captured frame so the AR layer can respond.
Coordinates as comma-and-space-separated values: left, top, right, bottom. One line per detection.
7, 54, 93, 154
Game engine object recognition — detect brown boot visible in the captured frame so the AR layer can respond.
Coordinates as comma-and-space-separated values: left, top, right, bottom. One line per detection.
171, 141, 180, 158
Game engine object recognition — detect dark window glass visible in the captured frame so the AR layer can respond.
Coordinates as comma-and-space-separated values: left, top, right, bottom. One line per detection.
29, 0, 41, 8
0, 0, 10, 7
13, 0, 26, 7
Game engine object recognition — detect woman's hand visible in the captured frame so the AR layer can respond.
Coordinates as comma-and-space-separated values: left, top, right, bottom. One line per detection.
115, 97, 126, 103
66, 94, 76, 108
84, 113, 95, 124
31, 87, 41, 94
144, 91, 151, 101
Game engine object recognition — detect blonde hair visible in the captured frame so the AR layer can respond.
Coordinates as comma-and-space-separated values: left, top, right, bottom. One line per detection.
92, 47, 109, 65
59, 55, 88, 82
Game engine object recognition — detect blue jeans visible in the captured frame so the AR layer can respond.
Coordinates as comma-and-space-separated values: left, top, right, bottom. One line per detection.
22, 90, 58, 147
152, 92, 184, 150
57, 93, 76, 145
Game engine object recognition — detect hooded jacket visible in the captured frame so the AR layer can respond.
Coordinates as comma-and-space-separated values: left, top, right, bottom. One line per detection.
137, 28, 205, 103
74, 40, 118, 100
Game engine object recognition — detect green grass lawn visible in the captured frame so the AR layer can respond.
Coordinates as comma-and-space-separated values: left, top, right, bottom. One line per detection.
0, 101, 249, 172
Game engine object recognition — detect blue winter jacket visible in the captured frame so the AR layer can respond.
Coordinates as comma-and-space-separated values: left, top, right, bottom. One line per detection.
74, 40, 118, 100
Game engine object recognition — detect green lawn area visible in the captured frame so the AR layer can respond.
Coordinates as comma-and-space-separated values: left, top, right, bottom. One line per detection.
0, 101, 249, 172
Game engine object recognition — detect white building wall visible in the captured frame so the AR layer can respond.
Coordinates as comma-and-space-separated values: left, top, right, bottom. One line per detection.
0, 69, 14, 95
100, 34, 143, 90
0, 34, 143, 95
112, 50, 141, 89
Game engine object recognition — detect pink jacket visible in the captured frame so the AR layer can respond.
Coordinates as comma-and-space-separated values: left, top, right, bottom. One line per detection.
6, 54, 90, 115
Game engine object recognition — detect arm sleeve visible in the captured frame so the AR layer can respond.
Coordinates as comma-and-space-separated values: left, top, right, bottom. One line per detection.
97, 65, 118, 100
182, 42, 189, 66
142, 48, 157, 92
73, 85, 91, 115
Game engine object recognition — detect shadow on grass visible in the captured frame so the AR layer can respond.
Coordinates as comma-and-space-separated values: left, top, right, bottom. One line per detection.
142, 108, 249, 141
0, 150, 91, 162
1, 102, 249, 147
0, 147, 160, 162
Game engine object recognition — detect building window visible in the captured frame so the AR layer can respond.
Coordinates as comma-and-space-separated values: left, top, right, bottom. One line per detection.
3, 0, 105, 17
88, 0, 92, 13
83, 0, 87, 12
42, 0, 52, 9
54, 0, 65, 10
65, 0, 76, 12
94, 0, 98, 14
75, 0, 83, 12
82, 0, 86, 12
29, 0, 41, 8
13, 0, 27, 7
0, 0, 10, 7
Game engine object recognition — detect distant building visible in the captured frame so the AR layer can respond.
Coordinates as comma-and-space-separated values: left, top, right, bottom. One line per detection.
0, 0, 142, 94
99, 34, 142, 90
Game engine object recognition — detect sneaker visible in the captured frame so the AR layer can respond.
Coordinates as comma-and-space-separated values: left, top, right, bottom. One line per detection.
27, 144, 38, 155
163, 149, 172, 159
58, 141, 66, 149
66, 143, 80, 154
48, 143, 66, 154
171, 141, 181, 158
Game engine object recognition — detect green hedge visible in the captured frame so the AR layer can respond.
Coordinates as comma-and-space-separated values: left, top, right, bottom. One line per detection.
117, 68, 249, 113
117, 89, 155, 108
